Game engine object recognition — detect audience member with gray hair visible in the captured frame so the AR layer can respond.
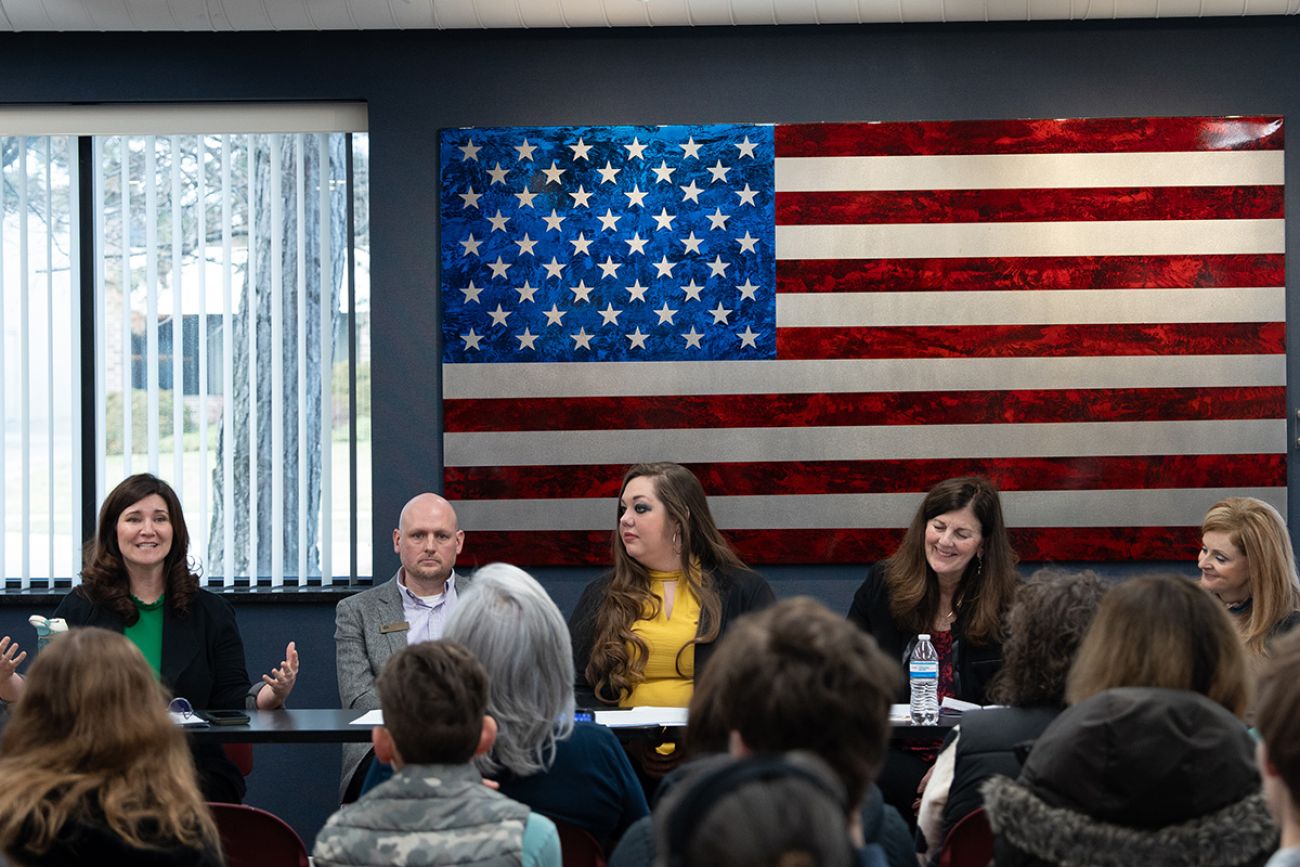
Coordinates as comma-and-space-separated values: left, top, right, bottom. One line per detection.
445, 562, 576, 777
446, 563, 647, 851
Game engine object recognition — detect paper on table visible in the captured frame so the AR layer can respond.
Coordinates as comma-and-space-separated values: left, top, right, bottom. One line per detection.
593, 706, 688, 727
170, 711, 209, 728
350, 709, 385, 726
889, 704, 912, 722
940, 696, 983, 714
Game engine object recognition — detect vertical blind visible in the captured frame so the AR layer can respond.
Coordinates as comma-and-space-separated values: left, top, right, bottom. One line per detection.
0, 104, 372, 589
0, 136, 79, 586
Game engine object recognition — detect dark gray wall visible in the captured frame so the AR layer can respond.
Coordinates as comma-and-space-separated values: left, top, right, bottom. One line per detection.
0, 15, 1289, 843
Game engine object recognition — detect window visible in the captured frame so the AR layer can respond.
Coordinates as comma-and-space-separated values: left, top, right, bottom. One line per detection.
0, 105, 372, 588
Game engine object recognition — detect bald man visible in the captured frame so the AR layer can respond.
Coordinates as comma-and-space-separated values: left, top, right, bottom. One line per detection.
335, 493, 472, 801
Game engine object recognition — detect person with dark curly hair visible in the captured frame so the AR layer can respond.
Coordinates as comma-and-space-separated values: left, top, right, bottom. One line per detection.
916, 569, 1107, 864
45, 473, 300, 803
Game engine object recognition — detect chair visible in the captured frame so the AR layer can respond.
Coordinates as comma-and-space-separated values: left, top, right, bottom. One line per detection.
222, 743, 254, 777
937, 807, 993, 867
208, 802, 311, 867
554, 819, 607, 867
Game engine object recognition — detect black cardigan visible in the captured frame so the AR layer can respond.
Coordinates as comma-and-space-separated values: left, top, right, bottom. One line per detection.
567, 567, 775, 707
846, 564, 1004, 705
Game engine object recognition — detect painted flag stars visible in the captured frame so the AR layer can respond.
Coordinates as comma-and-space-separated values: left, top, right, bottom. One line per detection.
440, 124, 775, 363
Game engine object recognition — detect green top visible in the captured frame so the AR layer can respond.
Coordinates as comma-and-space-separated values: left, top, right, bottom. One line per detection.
125, 594, 165, 677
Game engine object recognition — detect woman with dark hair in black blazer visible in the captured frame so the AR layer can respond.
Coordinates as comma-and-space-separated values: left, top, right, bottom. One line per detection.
51, 473, 300, 803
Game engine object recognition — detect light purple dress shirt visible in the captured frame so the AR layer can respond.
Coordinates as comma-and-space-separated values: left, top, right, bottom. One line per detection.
396, 570, 460, 645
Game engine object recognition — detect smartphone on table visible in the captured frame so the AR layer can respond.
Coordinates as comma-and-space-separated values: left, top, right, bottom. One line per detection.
199, 710, 251, 726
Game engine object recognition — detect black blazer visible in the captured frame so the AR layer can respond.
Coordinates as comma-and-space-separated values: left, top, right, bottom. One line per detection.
568, 567, 775, 708
847, 564, 1004, 705
52, 586, 256, 802
53, 587, 255, 710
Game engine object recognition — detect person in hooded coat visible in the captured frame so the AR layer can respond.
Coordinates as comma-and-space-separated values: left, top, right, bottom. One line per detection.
982, 686, 1277, 867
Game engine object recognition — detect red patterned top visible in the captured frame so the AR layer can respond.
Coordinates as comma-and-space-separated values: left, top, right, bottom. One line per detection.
933, 629, 956, 702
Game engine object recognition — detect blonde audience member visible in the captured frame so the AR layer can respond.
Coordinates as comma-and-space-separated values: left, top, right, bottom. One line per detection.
0, 627, 222, 867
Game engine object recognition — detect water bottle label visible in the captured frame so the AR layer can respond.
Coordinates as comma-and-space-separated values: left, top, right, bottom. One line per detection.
910, 661, 938, 680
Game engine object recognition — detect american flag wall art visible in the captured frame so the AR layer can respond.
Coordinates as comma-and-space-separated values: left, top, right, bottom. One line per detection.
438, 116, 1285, 566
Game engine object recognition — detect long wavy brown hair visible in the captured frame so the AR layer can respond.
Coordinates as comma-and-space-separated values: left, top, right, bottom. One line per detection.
1202, 497, 1300, 656
1066, 573, 1251, 718
79, 473, 199, 623
986, 569, 1108, 707
883, 476, 1019, 645
586, 463, 750, 705
0, 627, 221, 860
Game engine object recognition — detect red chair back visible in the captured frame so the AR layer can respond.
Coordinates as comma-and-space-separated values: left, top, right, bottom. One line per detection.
208, 802, 310, 867
222, 743, 254, 777
938, 807, 993, 867
554, 819, 607, 867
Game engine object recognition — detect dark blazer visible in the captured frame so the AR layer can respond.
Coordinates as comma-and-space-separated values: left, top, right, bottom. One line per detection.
567, 566, 775, 707
846, 564, 1003, 705
53, 586, 256, 801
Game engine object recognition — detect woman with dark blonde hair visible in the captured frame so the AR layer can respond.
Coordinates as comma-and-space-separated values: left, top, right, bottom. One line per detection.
1200, 496, 1300, 656
47, 473, 300, 803
1066, 572, 1251, 717
0, 627, 223, 866
568, 463, 774, 709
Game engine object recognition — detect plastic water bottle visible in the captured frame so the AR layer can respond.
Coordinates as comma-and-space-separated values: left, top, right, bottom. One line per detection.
909, 634, 939, 725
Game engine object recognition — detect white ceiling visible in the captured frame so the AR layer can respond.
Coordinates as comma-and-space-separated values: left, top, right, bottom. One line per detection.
0, 0, 1295, 31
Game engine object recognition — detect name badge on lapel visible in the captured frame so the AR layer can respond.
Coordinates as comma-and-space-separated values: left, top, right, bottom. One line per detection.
379, 621, 410, 635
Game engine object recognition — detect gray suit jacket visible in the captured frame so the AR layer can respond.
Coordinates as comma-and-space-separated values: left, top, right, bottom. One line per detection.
334, 568, 471, 801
